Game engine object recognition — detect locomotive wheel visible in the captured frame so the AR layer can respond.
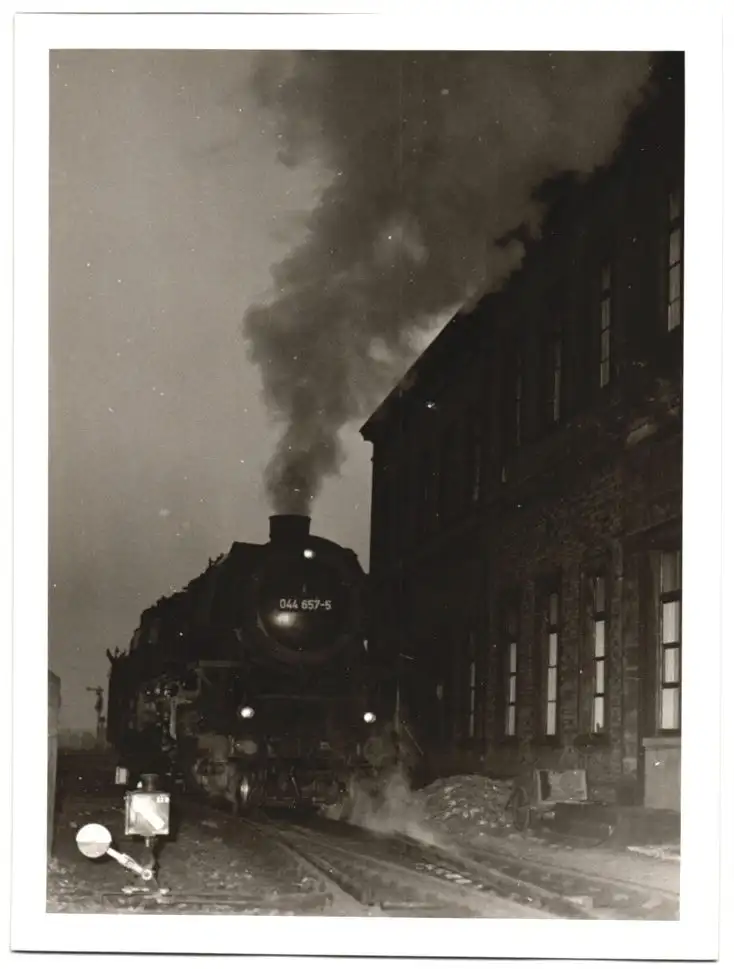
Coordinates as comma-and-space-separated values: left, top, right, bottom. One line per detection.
509, 785, 532, 831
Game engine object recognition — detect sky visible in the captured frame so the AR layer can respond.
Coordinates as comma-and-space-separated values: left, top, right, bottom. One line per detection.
49, 49, 652, 730
49, 50, 377, 728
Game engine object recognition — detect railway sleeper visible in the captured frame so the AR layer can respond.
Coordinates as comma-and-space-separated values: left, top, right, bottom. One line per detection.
383, 834, 678, 920
280, 826, 585, 918
274, 830, 549, 917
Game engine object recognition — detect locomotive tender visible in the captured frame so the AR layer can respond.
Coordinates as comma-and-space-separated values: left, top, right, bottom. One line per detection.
107, 514, 385, 813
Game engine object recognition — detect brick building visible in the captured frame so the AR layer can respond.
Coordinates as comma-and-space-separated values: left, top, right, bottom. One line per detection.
361, 55, 683, 811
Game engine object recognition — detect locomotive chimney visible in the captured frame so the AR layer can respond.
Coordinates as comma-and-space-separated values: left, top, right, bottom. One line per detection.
268, 514, 311, 544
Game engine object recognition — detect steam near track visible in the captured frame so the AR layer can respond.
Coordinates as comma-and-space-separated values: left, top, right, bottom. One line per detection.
324, 765, 449, 849
244, 51, 654, 513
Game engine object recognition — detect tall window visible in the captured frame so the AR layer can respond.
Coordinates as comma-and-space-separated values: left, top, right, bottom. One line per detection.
599, 263, 612, 387
503, 606, 519, 737
468, 660, 477, 739
659, 549, 682, 731
551, 337, 562, 423
667, 189, 683, 331
544, 592, 560, 736
591, 575, 608, 733
465, 632, 478, 740
427, 456, 439, 529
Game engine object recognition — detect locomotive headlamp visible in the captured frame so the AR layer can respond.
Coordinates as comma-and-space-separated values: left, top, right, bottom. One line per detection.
363, 711, 377, 724
303, 548, 315, 559
239, 705, 255, 720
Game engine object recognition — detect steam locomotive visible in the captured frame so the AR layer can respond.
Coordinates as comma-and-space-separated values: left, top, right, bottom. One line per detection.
106, 515, 390, 813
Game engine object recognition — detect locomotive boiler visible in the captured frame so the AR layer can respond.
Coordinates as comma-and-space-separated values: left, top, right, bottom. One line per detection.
106, 515, 389, 813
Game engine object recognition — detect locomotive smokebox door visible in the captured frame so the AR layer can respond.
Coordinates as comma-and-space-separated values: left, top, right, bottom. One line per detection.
124, 791, 171, 837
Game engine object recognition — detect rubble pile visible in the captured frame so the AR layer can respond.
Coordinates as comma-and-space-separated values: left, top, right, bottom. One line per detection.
418, 774, 515, 838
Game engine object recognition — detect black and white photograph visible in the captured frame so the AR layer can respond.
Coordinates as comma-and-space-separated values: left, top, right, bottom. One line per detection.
10, 6, 725, 961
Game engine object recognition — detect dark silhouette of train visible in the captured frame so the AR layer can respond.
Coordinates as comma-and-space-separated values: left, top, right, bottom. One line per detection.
106, 515, 390, 813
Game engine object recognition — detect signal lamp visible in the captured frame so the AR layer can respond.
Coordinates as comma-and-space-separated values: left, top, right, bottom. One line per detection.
363, 711, 377, 724
124, 790, 171, 837
303, 548, 315, 559
239, 705, 255, 720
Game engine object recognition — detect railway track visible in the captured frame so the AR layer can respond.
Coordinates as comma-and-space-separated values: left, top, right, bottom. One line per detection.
50, 768, 678, 919
177, 798, 539, 916
257, 813, 679, 920
245, 816, 550, 917
453, 839, 679, 919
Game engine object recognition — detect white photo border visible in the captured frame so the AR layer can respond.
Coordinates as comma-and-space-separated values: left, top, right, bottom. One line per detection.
12, 5, 724, 959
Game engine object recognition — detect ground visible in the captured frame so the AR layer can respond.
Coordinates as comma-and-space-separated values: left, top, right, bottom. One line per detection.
346, 771, 680, 895
47, 755, 680, 914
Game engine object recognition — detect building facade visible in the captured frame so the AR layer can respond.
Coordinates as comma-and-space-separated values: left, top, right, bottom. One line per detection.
361, 55, 683, 810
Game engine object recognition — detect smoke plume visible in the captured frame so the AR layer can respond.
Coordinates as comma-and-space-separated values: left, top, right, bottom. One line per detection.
323, 764, 449, 849
244, 52, 653, 513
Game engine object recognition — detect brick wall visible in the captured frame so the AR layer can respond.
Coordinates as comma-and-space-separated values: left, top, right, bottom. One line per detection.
362, 56, 683, 805
372, 422, 681, 803
445, 431, 679, 801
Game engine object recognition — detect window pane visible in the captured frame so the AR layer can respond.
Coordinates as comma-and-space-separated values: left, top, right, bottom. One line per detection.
547, 665, 557, 702
662, 600, 681, 644
509, 675, 516, 703
663, 646, 681, 685
668, 299, 682, 331
661, 551, 682, 593
669, 263, 681, 301
548, 631, 558, 667
600, 358, 610, 388
660, 687, 680, 730
601, 297, 611, 331
506, 704, 516, 736
595, 619, 606, 658
669, 227, 682, 266
593, 696, 605, 733
546, 700, 557, 735
595, 658, 605, 694
600, 327, 611, 360
509, 640, 517, 673
594, 576, 606, 613
549, 593, 559, 626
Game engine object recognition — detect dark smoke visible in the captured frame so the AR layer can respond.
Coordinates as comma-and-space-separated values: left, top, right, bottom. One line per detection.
244, 52, 653, 514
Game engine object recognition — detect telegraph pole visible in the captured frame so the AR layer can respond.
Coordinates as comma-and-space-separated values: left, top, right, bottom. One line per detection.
86, 686, 105, 747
